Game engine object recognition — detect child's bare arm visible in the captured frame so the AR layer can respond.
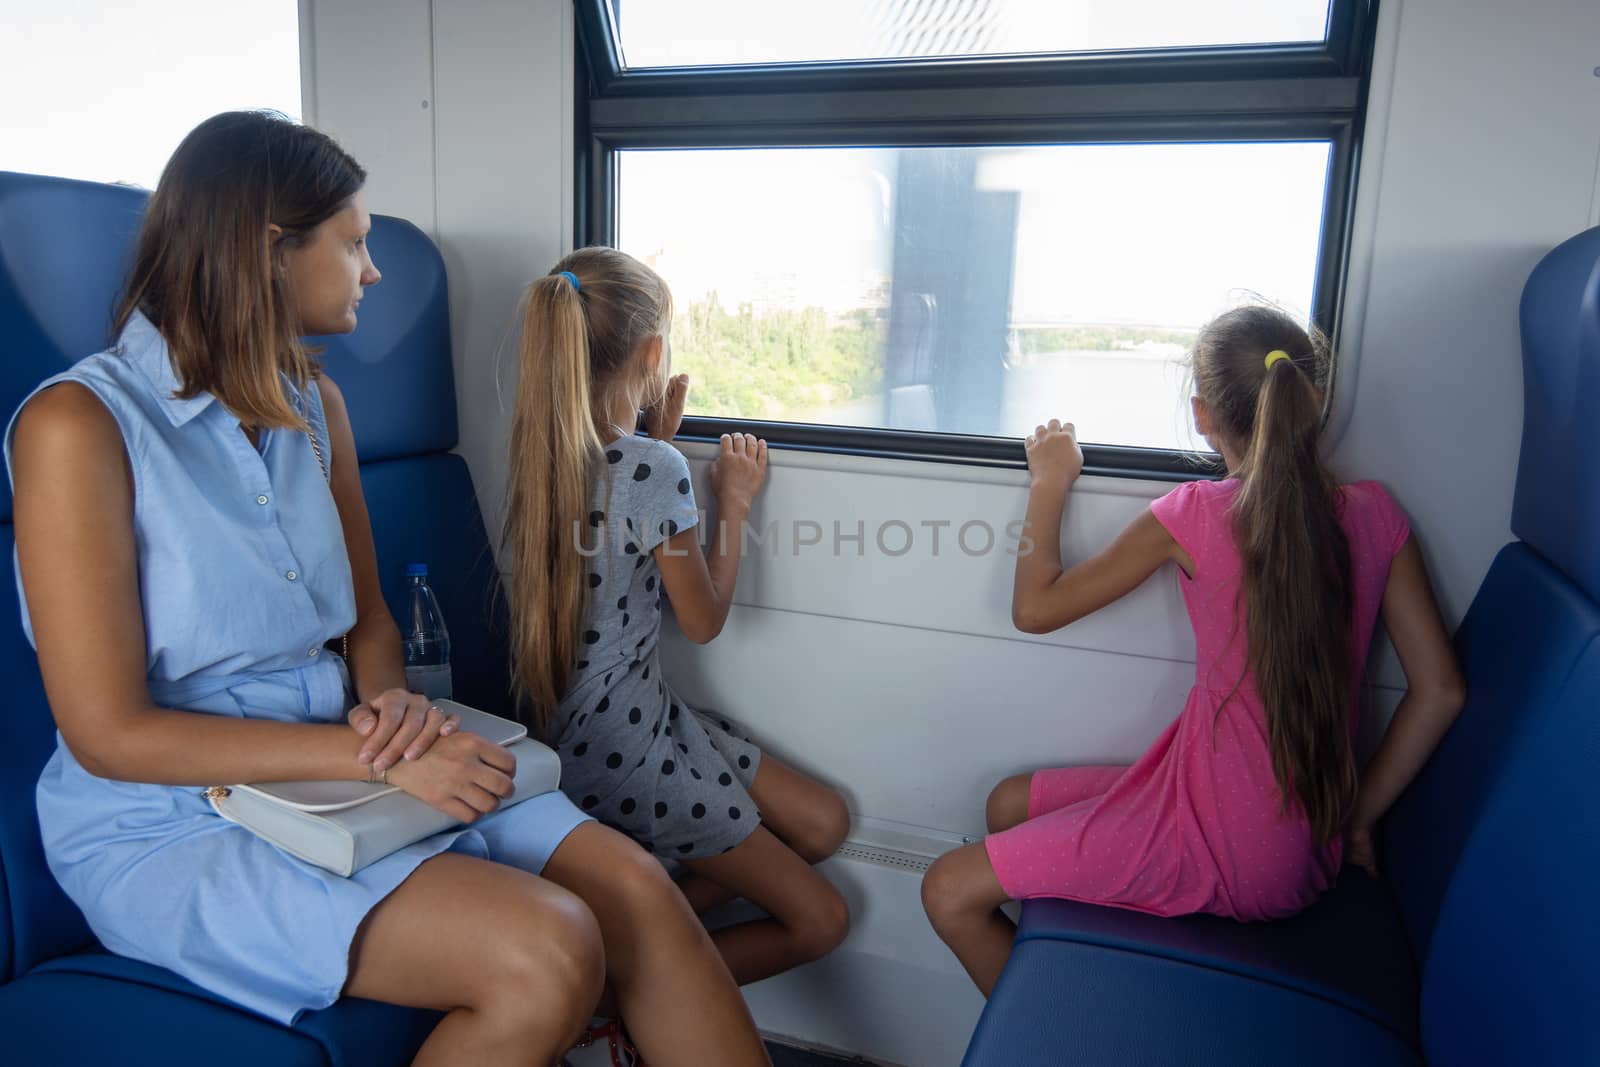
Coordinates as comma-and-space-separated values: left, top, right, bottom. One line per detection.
655, 433, 766, 643
1350, 535, 1467, 838
1013, 510, 1178, 634
1012, 420, 1186, 633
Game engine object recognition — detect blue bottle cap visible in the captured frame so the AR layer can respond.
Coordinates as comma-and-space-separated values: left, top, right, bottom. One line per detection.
405, 563, 428, 578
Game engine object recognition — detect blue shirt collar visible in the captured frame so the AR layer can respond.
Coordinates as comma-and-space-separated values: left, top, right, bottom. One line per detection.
118, 311, 305, 428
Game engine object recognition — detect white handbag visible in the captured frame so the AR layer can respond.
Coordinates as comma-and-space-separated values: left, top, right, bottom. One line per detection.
204, 700, 561, 877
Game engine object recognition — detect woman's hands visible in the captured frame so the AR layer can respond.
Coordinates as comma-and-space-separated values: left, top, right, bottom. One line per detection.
709, 431, 768, 512
351, 692, 516, 823
1024, 419, 1084, 490
386, 731, 517, 823
645, 373, 691, 442
348, 689, 461, 775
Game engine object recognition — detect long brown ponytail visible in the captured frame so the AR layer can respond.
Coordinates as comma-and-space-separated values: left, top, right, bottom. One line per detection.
503, 248, 672, 731
1192, 306, 1356, 844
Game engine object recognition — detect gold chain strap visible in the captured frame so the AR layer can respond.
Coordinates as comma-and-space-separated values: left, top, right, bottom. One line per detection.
306, 426, 352, 663
306, 426, 328, 479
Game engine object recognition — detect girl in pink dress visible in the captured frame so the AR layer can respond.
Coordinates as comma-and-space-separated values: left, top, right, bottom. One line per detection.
922, 306, 1467, 996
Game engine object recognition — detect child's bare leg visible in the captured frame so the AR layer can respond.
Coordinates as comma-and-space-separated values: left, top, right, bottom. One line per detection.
921, 842, 1015, 997
677, 754, 850, 915
681, 824, 851, 984
986, 773, 1034, 833
676, 868, 737, 913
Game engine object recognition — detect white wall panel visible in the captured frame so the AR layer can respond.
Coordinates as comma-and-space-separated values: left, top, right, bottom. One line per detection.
663, 599, 1196, 840
430, 0, 573, 551
307, 0, 573, 547
1331, 0, 1600, 691
302, 0, 437, 232
676, 443, 1197, 663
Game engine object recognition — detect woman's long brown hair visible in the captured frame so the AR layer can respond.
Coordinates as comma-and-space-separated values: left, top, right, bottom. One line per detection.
503, 248, 672, 732
1192, 306, 1356, 844
114, 110, 366, 429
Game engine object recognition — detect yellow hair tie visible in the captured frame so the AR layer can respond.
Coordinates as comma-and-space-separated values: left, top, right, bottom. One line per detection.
1264, 349, 1291, 370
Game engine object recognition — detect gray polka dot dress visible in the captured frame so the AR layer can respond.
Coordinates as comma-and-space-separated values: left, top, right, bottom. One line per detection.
550, 434, 762, 860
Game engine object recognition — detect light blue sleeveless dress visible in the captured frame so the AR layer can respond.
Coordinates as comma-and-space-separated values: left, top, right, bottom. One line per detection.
4, 313, 590, 1025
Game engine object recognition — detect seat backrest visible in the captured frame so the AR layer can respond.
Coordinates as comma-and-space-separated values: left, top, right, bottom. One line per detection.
0, 172, 150, 980
0, 170, 511, 982
1512, 226, 1600, 604
1382, 544, 1600, 956
1382, 224, 1600, 1062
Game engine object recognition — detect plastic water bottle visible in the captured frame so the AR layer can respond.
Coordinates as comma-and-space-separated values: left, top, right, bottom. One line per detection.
402, 563, 453, 700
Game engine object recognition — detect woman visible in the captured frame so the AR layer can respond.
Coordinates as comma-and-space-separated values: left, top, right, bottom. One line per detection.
7, 111, 769, 1067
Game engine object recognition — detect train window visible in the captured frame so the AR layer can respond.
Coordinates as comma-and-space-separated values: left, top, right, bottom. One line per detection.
611, 0, 1333, 70
4, 2, 302, 189
617, 141, 1330, 450
580, 0, 1377, 476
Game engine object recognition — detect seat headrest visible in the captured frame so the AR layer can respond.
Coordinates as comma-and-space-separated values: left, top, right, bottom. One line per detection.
0, 172, 145, 467
0, 171, 457, 521
1514, 225, 1600, 602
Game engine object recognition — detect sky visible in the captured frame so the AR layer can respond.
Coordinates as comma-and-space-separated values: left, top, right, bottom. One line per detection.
620, 141, 1330, 329
4, 1, 302, 189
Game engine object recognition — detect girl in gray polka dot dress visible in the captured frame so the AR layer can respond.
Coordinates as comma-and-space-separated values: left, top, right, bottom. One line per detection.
505, 247, 851, 987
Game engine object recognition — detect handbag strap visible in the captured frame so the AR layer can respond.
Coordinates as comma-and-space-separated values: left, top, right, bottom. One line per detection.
306, 424, 351, 663
307, 426, 330, 482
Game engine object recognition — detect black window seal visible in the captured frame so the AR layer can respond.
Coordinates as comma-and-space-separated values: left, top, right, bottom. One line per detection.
671, 417, 1224, 483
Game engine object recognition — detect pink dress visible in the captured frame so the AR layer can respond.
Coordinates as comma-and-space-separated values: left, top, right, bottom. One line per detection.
985, 479, 1411, 921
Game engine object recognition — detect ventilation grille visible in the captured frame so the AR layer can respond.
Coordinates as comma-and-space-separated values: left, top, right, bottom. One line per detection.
835, 842, 933, 874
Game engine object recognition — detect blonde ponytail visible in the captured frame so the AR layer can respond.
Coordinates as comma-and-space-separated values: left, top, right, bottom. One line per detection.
503, 249, 673, 732
505, 277, 601, 727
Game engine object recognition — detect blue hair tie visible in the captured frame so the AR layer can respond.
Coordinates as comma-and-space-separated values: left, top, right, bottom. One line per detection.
557, 270, 580, 292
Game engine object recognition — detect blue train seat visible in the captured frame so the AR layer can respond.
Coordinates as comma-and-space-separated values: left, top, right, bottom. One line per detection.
963, 225, 1600, 1066
0, 170, 514, 1065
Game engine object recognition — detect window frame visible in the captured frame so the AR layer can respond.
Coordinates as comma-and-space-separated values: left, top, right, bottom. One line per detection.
575, 0, 1380, 480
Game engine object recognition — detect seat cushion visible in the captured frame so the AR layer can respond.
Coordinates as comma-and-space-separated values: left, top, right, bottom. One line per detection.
961, 939, 1422, 1067
0, 965, 326, 1067
15, 949, 438, 1067
1016, 866, 1418, 1044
